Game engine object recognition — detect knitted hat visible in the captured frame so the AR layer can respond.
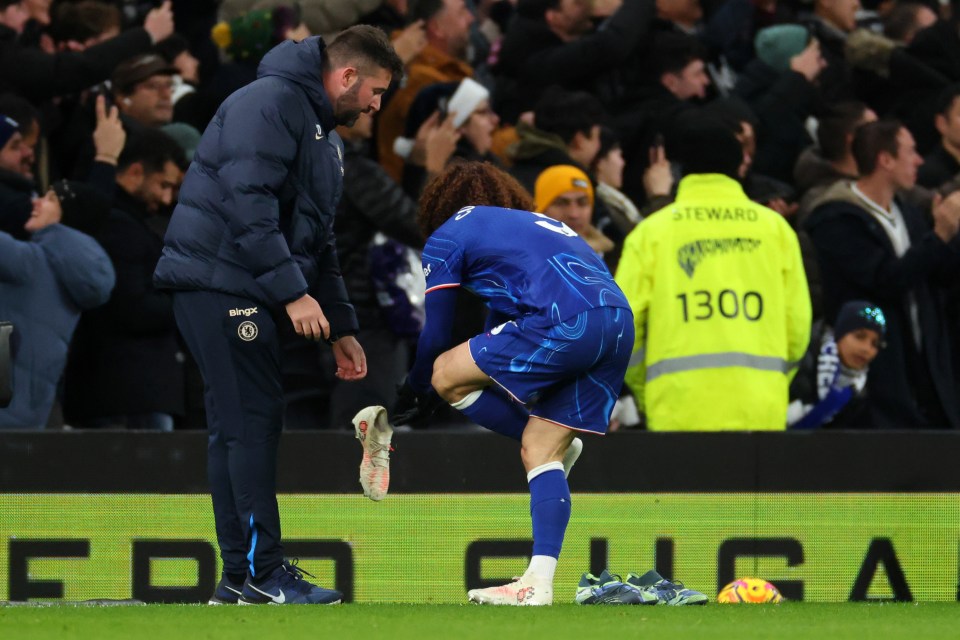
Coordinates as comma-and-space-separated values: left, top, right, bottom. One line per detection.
211, 6, 300, 62
0, 114, 18, 148
754, 24, 811, 73
834, 300, 887, 342
534, 165, 594, 213
671, 117, 744, 178
162, 122, 201, 161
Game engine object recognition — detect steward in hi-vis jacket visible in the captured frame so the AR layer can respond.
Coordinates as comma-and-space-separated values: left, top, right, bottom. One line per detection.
616, 122, 810, 430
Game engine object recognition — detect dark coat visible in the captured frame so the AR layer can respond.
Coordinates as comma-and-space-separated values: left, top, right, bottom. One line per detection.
335, 138, 422, 332
0, 24, 153, 101
0, 168, 34, 240
0, 225, 114, 428
805, 186, 960, 428
614, 83, 694, 206
492, 0, 654, 123
907, 19, 960, 83
64, 189, 184, 421
153, 37, 358, 336
508, 122, 583, 194
734, 61, 817, 184
918, 144, 960, 190
801, 16, 855, 104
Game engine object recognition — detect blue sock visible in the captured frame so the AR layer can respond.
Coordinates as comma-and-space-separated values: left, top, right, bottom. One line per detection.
452, 387, 528, 441
528, 464, 571, 558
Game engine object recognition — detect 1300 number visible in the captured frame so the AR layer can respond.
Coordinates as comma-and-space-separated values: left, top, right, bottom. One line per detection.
676, 290, 763, 322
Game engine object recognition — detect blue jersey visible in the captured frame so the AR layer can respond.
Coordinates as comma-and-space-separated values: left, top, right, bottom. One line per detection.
422, 206, 629, 324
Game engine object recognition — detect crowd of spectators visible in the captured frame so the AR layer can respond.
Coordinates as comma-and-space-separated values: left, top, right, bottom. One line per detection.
2, 0, 960, 431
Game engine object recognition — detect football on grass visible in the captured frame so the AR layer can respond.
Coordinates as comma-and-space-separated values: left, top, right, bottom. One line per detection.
717, 577, 784, 604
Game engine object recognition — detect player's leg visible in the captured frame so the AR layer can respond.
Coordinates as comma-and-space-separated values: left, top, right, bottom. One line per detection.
440, 323, 585, 473
431, 341, 530, 440
467, 308, 632, 606
521, 418, 576, 593
466, 417, 573, 606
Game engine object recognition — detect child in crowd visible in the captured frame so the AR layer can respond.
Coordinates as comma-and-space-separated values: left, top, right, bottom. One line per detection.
788, 300, 886, 429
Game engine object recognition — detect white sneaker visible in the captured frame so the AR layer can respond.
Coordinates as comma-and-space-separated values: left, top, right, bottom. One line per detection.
562, 437, 583, 478
467, 575, 553, 606
352, 406, 393, 501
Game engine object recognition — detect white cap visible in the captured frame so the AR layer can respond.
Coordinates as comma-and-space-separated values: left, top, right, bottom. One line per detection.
447, 78, 490, 128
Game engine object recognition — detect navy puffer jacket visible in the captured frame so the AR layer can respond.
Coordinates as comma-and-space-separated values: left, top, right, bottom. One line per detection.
154, 36, 357, 334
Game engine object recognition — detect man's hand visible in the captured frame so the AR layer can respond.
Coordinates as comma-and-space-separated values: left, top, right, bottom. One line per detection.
392, 19, 427, 64
932, 191, 960, 242
643, 143, 673, 199
765, 197, 799, 218
25, 189, 63, 233
93, 95, 126, 165
424, 111, 460, 176
144, 1, 175, 44
285, 294, 330, 341
333, 335, 367, 381
392, 377, 443, 426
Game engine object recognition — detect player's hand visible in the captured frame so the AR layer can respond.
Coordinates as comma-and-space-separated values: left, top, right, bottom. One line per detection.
392, 377, 443, 426
284, 294, 330, 341
333, 335, 367, 381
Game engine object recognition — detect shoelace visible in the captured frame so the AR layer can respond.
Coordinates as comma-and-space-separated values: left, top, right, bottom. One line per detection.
657, 579, 686, 591
282, 558, 316, 585
602, 573, 626, 586
367, 439, 393, 462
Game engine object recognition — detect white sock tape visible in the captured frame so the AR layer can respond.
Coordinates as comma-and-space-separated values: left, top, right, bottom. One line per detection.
526, 461, 564, 482
450, 389, 483, 410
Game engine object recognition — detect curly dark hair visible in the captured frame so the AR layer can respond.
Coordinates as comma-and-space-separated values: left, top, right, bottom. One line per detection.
417, 161, 534, 238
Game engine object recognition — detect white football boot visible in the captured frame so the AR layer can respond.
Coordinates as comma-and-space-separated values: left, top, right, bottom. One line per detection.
562, 437, 583, 478
352, 405, 394, 501
467, 574, 553, 606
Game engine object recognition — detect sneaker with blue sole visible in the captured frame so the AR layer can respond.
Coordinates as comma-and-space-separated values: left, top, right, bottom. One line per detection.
625, 570, 709, 605
208, 573, 244, 605
239, 560, 342, 605
575, 570, 655, 605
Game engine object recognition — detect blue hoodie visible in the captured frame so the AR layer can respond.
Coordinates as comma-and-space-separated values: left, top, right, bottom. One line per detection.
153, 36, 358, 335
0, 225, 115, 428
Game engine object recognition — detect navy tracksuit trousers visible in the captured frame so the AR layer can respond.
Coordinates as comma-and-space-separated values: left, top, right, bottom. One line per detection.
173, 290, 285, 578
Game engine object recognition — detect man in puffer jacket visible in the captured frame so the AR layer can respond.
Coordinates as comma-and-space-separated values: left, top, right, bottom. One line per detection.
153, 27, 403, 605
0, 187, 115, 429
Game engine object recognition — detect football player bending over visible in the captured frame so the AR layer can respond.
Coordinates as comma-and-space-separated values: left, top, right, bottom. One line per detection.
393, 161, 634, 606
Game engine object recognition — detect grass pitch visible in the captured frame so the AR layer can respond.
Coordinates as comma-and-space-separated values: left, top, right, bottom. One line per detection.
1, 603, 958, 640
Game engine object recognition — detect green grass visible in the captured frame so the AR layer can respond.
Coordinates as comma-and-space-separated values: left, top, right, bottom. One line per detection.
1, 603, 958, 640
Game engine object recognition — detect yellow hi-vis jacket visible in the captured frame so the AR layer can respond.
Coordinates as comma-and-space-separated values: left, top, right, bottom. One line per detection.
615, 174, 811, 430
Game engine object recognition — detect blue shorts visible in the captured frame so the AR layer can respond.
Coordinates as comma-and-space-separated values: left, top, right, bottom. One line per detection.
469, 307, 633, 435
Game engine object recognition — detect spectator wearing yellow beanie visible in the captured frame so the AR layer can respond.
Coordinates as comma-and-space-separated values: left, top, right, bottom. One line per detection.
534, 164, 613, 258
